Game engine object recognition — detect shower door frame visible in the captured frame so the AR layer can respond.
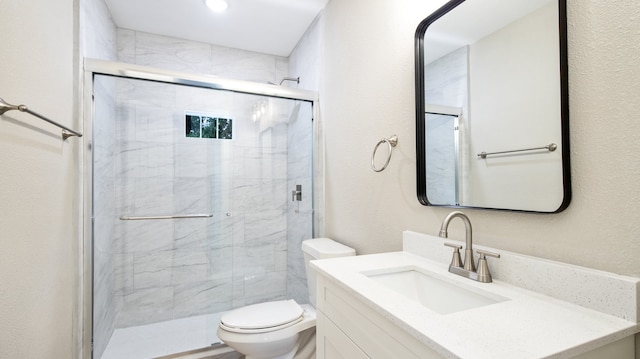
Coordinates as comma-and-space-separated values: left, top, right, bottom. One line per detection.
81, 58, 320, 359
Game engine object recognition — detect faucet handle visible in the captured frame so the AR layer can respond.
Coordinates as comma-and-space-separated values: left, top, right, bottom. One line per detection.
476, 249, 500, 259
444, 243, 463, 268
476, 250, 500, 283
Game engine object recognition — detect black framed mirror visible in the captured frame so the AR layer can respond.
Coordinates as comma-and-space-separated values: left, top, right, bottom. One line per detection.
415, 0, 570, 213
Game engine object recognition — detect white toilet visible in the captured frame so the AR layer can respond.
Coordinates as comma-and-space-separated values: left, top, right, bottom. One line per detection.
217, 238, 356, 359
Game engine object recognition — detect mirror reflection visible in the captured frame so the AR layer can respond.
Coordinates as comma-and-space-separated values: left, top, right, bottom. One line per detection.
415, 0, 570, 212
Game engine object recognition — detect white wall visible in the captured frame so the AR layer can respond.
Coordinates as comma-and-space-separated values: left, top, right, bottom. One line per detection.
321, 0, 640, 353
0, 0, 77, 358
1, 0, 639, 357
321, 1, 640, 274
469, 2, 563, 211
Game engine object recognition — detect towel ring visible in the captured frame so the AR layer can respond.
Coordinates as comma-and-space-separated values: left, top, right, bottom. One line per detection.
371, 135, 398, 172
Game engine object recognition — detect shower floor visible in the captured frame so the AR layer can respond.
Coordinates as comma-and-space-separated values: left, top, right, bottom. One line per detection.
101, 312, 228, 359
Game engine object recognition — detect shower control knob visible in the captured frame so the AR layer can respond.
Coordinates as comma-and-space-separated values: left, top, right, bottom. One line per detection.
292, 184, 302, 201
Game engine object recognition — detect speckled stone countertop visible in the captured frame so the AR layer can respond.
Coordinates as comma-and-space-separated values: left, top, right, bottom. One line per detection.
311, 231, 640, 359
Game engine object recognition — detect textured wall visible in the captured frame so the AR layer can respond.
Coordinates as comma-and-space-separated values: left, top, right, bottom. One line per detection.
2, 0, 638, 358
321, 0, 640, 353
0, 0, 76, 358
321, 0, 640, 277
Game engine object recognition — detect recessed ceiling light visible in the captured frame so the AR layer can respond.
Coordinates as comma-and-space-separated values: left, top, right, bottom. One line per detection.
204, 0, 228, 13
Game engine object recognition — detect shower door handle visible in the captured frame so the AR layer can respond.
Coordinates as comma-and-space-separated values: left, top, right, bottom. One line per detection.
292, 185, 302, 201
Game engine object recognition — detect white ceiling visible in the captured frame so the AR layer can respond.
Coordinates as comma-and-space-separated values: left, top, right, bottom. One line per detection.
104, 0, 329, 57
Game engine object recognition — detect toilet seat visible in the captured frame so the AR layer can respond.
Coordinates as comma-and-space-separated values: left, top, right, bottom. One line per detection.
219, 316, 304, 334
220, 299, 305, 334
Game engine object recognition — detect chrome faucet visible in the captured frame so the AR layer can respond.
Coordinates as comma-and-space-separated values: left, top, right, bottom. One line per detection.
439, 211, 500, 283
439, 211, 475, 271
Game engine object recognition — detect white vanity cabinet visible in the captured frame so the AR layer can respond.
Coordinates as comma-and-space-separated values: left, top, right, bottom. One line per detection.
316, 275, 445, 359
315, 267, 635, 359
312, 231, 639, 359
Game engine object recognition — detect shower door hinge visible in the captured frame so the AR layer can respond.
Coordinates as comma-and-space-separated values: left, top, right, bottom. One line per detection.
292, 184, 302, 201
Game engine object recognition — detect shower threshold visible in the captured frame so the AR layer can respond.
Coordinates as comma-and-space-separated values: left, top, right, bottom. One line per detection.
101, 312, 236, 359
155, 343, 241, 359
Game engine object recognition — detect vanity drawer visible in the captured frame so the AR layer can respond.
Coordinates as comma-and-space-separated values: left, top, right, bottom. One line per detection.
317, 312, 369, 359
317, 278, 444, 359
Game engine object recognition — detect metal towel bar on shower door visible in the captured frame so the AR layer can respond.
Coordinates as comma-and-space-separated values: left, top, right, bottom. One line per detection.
119, 213, 214, 220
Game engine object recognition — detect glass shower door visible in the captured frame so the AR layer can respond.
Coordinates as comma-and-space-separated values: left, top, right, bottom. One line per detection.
425, 112, 459, 205
91, 73, 314, 359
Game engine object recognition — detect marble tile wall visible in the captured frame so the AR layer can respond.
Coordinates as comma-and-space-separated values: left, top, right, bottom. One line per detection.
80, 0, 118, 357
426, 113, 457, 204
286, 14, 323, 305
89, 23, 315, 334
80, 0, 117, 61
92, 75, 118, 359
117, 29, 289, 84
110, 29, 287, 326
285, 102, 314, 305
110, 79, 313, 328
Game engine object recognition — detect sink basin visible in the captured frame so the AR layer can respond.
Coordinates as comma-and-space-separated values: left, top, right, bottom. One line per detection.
364, 267, 508, 314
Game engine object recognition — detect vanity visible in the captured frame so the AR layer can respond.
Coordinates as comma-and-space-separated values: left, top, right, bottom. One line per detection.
311, 231, 639, 359
311, 0, 640, 356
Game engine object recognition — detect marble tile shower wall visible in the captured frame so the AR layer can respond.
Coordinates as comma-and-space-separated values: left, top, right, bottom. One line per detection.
284, 102, 314, 305
426, 114, 457, 204
113, 78, 301, 327
117, 29, 289, 84
92, 75, 118, 358
285, 15, 323, 304
85, 28, 314, 329
80, 0, 118, 356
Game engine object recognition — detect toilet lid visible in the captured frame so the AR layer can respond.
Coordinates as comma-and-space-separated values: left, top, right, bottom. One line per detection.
220, 299, 304, 330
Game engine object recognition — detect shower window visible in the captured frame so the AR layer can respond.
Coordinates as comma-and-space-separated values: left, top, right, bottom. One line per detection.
185, 112, 233, 139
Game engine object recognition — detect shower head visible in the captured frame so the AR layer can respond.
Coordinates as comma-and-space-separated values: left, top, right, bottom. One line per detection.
279, 77, 300, 86
269, 77, 300, 86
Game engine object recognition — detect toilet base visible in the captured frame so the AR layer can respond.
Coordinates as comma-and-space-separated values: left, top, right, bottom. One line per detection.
242, 327, 315, 359
292, 327, 315, 359
227, 333, 297, 359
246, 352, 292, 359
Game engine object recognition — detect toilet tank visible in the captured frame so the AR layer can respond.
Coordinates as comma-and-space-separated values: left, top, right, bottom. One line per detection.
301, 238, 356, 307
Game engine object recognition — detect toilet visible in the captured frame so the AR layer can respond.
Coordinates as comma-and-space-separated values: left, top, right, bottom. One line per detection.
217, 238, 356, 359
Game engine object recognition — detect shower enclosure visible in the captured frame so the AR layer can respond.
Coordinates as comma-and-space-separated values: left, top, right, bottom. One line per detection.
85, 60, 318, 359
425, 111, 460, 206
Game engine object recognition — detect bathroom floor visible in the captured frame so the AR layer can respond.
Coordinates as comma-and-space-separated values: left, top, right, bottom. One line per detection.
101, 312, 231, 359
